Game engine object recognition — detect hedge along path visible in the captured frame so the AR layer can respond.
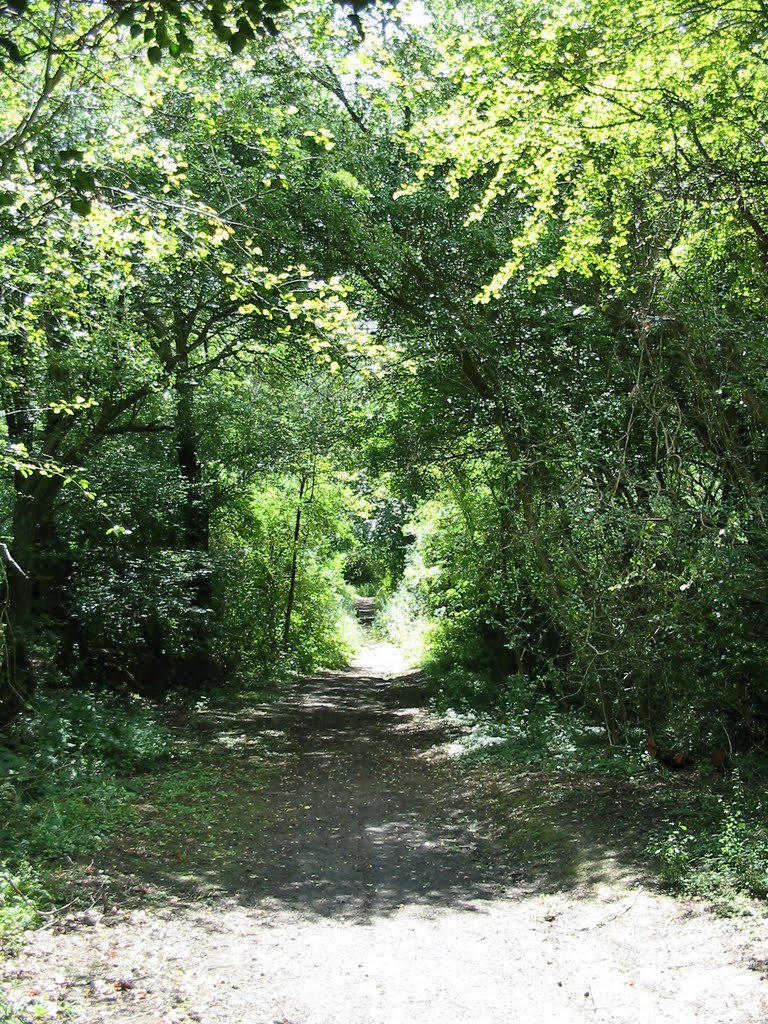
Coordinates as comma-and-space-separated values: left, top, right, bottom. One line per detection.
3, 640, 767, 1024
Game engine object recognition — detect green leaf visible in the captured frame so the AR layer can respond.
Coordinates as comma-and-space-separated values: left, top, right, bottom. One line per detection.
72, 168, 95, 192
211, 19, 231, 43
148, 45, 162, 66
236, 16, 255, 38
0, 35, 22, 64
70, 197, 92, 217
228, 27, 252, 55
156, 20, 170, 48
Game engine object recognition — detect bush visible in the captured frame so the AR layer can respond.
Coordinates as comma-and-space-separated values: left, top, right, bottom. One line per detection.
653, 771, 768, 909
213, 476, 364, 677
0, 689, 171, 865
373, 585, 430, 665
0, 860, 51, 955
7, 689, 171, 778
69, 550, 223, 692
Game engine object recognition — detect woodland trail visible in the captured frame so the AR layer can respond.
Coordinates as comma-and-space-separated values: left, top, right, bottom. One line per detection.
3, 641, 767, 1024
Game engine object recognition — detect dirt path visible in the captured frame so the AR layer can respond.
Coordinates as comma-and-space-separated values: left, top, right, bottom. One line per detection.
4, 643, 767, 1023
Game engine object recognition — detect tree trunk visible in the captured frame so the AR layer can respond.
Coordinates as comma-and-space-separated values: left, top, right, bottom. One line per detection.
177, 374, 210, 554
282, 474, 307, 653
1, 471, 67, 725
171, 351, 218, 686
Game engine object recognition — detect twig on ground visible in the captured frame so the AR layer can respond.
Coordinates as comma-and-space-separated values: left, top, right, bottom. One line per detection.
577, 887, 644, 931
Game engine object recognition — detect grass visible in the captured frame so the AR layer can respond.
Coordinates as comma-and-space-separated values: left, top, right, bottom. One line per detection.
426, 665, 768, 913
0, 991, 76, 1024
0, 689, 172, 867
0, 690, 165, 956
0, 684, 275, 966
0, 860, 52, 955
650, 771, 768, 912
128, 753, 275, 874
0, 688, 175, 1019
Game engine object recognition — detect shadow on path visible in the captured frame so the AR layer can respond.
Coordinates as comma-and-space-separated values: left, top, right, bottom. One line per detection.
101, 646, 667, 923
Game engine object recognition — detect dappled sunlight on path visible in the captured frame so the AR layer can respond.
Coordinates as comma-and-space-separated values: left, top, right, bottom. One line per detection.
348, 637, 412, 676
3, 646, 767, 1024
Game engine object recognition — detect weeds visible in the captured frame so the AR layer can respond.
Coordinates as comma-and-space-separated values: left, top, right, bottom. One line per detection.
1, 691, 171, 864
0, 990, 75, 1023
373, 589, 429, 666
427, 667, 649, 776
428, 666, 768, 909
653, 771, 768, 911
0, 688, 172, 953
0, 684, 276, 962
0, 993, 27, 1024
0, 861, 52, 955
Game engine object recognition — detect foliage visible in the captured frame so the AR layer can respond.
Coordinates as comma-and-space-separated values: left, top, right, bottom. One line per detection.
653, 772, 768, 910
342, 484, 415, 593
0, 860, 51, 956
373, 584, 430, 665
1, 0, 768, 918
0, 689, 171, 863
0, 8, 383, 717
68, 549, 224, 690
0, 688, 171, 969
319, 0, 768, 759
213, 468, 365, 675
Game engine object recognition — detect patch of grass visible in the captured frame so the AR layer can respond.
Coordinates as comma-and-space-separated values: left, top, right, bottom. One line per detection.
0, 993, 27, 1024
131, 754, 273, 862
1, 690, 172, 864
21, 779, 139, 861
651, 771, 768, 913
0, 990, 76, 1023
2, 680, 279, 941
0, 687, 174, 949
503, 799, 577, 876
0, 860, 52, 955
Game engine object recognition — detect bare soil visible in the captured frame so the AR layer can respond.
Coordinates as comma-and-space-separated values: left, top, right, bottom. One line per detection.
3, 641, 767, 1023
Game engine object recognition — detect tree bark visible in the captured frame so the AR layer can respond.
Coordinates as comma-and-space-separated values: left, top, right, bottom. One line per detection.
1, 469, 68, 725
283, 473, 307, 652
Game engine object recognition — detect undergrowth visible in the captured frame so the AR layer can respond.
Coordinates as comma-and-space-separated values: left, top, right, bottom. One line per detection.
427, 667, 640, 775
428, 665, 768, 912
0, 682, 277, 978
652, 771, 768, 912
0, 688, 172, 955
0, 860, 51, 955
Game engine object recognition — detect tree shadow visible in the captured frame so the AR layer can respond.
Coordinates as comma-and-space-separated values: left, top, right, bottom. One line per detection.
95, 665, 672, 924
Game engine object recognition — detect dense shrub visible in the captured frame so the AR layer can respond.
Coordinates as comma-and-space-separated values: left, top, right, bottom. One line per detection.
654, 772, 768, 909
212, 474, 364, 677
0, 689, 171, 863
